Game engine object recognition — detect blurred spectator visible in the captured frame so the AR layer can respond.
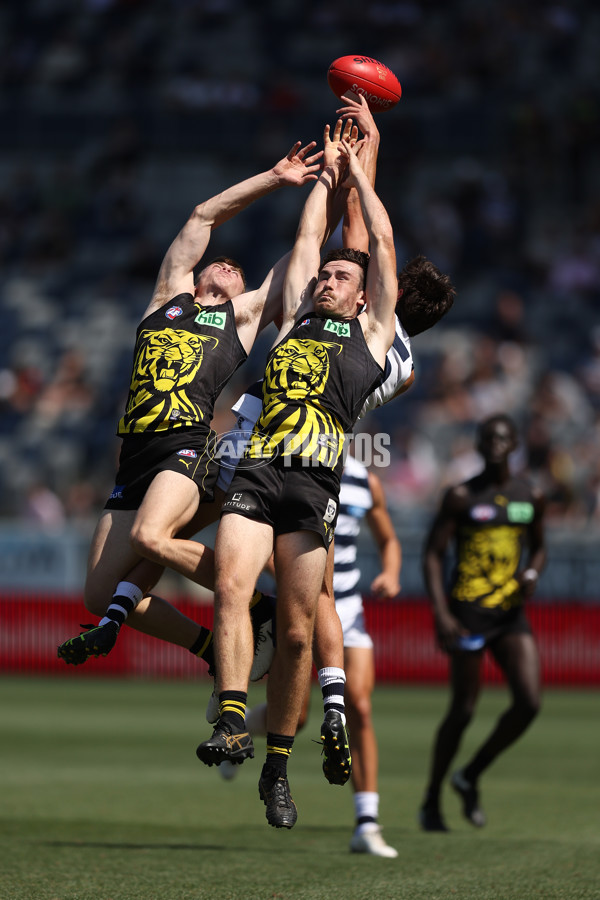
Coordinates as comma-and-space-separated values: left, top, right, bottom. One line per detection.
24, 483, 66, 529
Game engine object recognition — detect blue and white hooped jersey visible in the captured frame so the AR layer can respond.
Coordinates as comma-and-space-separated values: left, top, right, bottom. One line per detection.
357, 318, 413, 419
333, 455, 373, 603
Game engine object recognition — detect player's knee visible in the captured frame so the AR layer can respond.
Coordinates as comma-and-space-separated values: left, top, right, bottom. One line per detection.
515, 694, 541, 723
280, 624, 311, 661
214, 576, 248, 612
129, 522, 160, 561
450, 702, 475, 729
349, 693, 372, 731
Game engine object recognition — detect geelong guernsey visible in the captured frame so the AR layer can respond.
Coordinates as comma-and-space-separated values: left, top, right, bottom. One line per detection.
358, 318, 413, 418
333, 456, 373, 603
118, 294, 247, 435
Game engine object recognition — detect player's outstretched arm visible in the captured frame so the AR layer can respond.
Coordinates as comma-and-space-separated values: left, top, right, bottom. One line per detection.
339, 139, 396, 363
335, 94, 381, 253
146, 142, 323, 317
280, 124, 350, 330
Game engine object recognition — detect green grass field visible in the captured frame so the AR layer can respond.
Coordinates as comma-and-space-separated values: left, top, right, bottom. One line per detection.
1, 677, 598, 900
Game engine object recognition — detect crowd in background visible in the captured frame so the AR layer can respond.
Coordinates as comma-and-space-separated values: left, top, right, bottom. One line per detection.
0, 0, 599, 530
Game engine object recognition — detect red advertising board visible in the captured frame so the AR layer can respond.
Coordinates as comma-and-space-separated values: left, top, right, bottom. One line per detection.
1, 594, 599, 685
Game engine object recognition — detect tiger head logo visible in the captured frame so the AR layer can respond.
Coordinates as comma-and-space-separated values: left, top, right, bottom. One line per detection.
264, 338, 342, 401
133, 328, 218, 394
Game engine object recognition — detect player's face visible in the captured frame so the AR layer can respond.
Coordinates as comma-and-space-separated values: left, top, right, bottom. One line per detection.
313, 260, 364, 318
478, 420, 516, 464
195, 261, 245, 299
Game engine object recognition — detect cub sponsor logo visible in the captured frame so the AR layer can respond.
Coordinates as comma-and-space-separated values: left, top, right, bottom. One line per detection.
165, 306, 183, 320
324, 498, 337, 524
323, 318, 351, 337
471, 504, 497, 522
109, 485, 125, 501
195, 309, 227, 330
507, 501, 534, 523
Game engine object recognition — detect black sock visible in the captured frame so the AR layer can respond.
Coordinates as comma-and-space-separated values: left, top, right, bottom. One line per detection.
262, 732, 294, 781
101, 597, 134, 627
188, 627, 214, 673
218, 691, 247, 731
249, 590, 275, 627
98, 581, 144, 628
423, 787, 440, 809
99, 581, 143, 628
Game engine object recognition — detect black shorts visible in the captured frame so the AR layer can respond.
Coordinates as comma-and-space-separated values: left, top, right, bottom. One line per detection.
449, 600, 532, 647
105, 427, 220, 511
220, 457, 340, 549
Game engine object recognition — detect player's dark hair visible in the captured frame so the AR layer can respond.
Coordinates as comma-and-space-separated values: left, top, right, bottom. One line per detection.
199, 256, 247, 290
320, 248, 370, 289
395, 255, 455, 336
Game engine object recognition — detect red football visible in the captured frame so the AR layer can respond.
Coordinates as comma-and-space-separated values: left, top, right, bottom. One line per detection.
327, 55, 402, 113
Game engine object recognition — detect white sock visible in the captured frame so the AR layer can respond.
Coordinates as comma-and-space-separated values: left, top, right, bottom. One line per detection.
99, 581, 143, 626
318, 666, 346, 725
354, 791, 380, 833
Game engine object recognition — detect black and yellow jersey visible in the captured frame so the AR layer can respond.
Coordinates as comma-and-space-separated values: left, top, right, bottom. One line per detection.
246, 314, 384, 478
117, 294, 246, 434
450, 475, 537, 611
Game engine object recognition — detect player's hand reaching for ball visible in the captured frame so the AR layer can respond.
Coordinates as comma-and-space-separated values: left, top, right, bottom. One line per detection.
337, 137, 365, 189
337, 93, 380, 146
323, 118, 358, 171
272, 141, 324, 187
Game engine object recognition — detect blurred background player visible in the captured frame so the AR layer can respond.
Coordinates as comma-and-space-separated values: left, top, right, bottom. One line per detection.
336, 455, 401, 858
419, 413, 546, 831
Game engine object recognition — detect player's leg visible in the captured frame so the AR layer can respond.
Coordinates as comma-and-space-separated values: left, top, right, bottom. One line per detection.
58, 479, 221, 665
345, 644, 397, 857
312, 544, 352, 786
196, 512, 273, 767
102, 494, 224, 664
420, 650, 483, 831
454, 631, 541, 825
57, 509, 145, 664
129, 469, 215, 582
259, 530, 327, 828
